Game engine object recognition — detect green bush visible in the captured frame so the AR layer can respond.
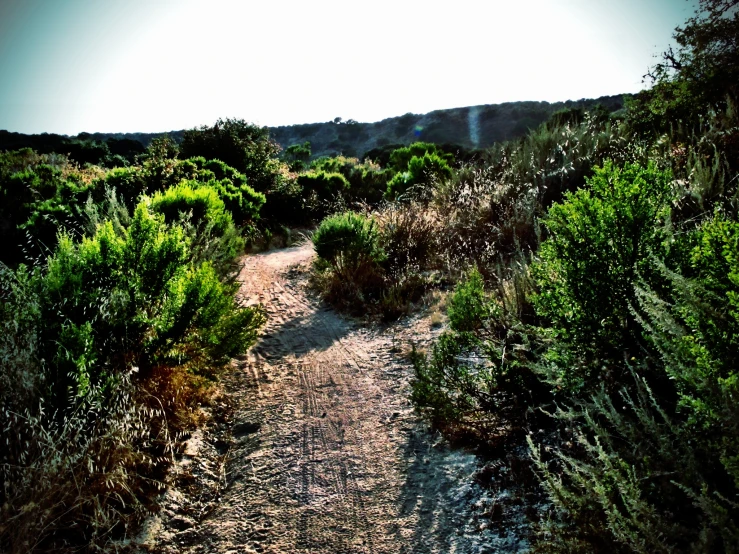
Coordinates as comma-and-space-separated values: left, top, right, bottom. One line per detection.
411, 266, 542, 433
388, 142, 454, 171
533, 161, 674, 377
162, 157, 266, 227
447, 268, 495, 332
179, 118, 286, 195
297, 170, 350, 205
410, 332, 489, 426
284, 141, 311, 171
527, 191, 739, 552
312, 211, 384, 278
638, 213, 739, 486
38, 203, 263, 411
0, 151, 98, 265
0, 202, 266, 550
150, 181, 234, 236
386, 152, 453, 200
261, 176, 306, 225
104, 166, 148, 209
310, 155, 391, 205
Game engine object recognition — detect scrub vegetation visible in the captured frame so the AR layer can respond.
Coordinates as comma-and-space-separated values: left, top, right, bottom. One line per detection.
309, 1, 739, 551
1, 0, 737, 551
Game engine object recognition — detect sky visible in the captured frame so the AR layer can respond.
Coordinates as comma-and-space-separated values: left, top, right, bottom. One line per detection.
0, 0, 698, 135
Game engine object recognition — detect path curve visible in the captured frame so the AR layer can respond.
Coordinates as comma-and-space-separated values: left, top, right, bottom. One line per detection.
143, 242, 530, 553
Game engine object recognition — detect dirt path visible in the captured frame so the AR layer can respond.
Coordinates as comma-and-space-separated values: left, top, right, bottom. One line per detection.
141, 242, 531, 553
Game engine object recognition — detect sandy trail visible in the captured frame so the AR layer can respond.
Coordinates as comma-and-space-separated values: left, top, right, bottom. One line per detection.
144, 242, 529, 554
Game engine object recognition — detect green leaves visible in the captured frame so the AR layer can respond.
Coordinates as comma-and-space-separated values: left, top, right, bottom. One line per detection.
150, 181, 234, 236
312, 211, 385, 274
386, 151, 453, 200
534, 161, 674, 361
33, 201, 263, 414
447, 268, 497, 332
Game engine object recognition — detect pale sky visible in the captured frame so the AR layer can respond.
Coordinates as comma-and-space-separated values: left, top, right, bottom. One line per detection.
0, 0, 697, 135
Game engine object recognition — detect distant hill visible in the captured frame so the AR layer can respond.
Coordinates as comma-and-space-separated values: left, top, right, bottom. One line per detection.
0, 95, 625, 163
269, 95, 625, 159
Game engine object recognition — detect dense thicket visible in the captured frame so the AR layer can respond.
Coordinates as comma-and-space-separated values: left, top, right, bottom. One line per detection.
0, 126, 274, 552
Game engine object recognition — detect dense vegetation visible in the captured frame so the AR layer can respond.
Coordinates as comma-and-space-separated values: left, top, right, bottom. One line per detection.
2, 0, 736, 551
310, 1, 739, 551
1, 96, 625, 166
0, 113, 496, 551
0, 131, 276, 551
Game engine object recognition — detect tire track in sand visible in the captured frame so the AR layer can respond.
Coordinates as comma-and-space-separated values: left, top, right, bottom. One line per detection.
147, 242, 531, 554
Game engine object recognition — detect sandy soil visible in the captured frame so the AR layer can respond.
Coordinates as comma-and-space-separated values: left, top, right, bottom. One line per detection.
139, 242, 532, 554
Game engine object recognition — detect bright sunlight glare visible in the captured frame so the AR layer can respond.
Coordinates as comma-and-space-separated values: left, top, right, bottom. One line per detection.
0, 0, 697, 134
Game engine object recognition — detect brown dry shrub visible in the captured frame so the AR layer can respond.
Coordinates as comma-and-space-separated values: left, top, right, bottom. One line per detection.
375, 200, 442, 274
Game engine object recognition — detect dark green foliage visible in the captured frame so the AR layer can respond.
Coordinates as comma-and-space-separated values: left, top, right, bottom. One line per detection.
181, 158, 266, 226
298, 170, 350, 203
312, 211, 385, 276
411, 268, 541, 432
311, 211, 388, 312
626, 1, 739, 139
0, 119, 283, 550
179, 118, 286, 195
0, 130, 148, 167
260, 176, 306, 225
447, 268, 493, 332
0, 201, 266, 551
0, 150, 98, 265
103, 166, 148, 209
638, 214, 739, 486
388, 141, 454, 171
411, 331, 488, 425
310, 155, 391, 205
284, 141, 312, 171
363, 143, 406, 167
150, 181, 234, 236
533, 161, 674, 369
39, 204, 263, 398
386, 151, 454, 200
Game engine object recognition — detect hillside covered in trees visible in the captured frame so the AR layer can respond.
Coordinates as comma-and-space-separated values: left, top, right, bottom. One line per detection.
0, 95, 624, 166
1, 0, 738, 551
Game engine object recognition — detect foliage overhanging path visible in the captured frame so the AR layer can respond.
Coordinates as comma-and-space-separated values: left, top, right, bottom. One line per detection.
149, 241, 515, 553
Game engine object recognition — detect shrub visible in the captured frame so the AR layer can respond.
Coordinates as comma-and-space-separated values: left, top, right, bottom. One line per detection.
447, 268, 494, 332
312, 211, 384, 279
179, 118, 286, 195
311, 155, 391, 205
388, 141, 454, 171
637, 213, 739, 487
261, 176, 306, 225
311, 211, 386, 311
375, 201, 439, 274
411, 266, 542, 434
283, 141, 311, 171
161, 157, 267, 227
0, 202, 266, 551
150, 181, 234, 236
104, 166, 148, 209
533, 161, 674, 379
527, 188, 739, 553
411, 331, 490, 426
298, 170, 350, 206
37, 202, 263, 412
0, 152, 97, 265
386, 152, 454, 200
